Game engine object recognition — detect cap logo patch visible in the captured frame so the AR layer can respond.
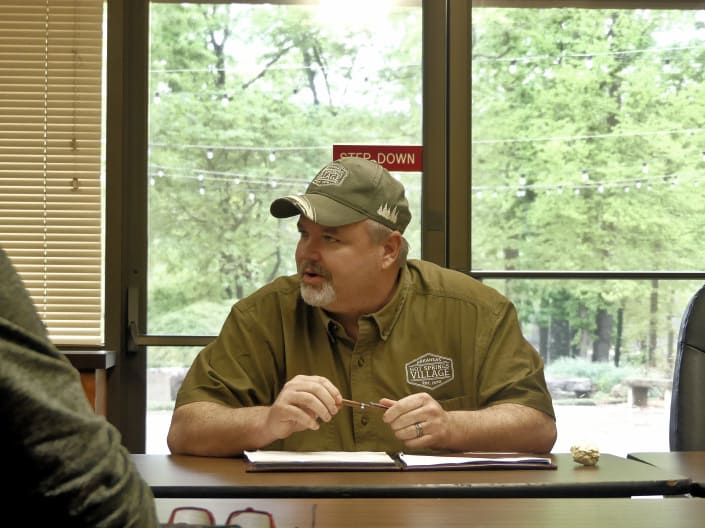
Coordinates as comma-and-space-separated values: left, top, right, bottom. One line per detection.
312, 164, 348, 187
405, 353, 454, 390
377, 203, 399, 225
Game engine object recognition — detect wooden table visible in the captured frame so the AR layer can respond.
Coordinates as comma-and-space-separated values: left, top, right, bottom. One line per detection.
63, 349, 115, 416
154, 497, 705, 527
132, 453, 691, 499
628, 451, 705, 497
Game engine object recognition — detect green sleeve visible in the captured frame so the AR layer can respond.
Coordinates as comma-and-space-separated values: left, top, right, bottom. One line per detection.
0, 248, 158, 527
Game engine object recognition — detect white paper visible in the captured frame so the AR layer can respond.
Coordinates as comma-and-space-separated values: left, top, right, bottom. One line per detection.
398, 453, 552, 467
244, 450, 397, 465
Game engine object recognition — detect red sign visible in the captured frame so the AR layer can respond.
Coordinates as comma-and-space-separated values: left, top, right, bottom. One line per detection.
333, 144, 423, 172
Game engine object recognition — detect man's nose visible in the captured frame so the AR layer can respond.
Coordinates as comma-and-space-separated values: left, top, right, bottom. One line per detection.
298, 237, 321, 260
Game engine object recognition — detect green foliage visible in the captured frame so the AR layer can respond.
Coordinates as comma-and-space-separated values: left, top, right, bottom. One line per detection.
147, 3, 423, 326
472, 7, 705, 367
145, 5, 702, 376
545, 357, 641, 394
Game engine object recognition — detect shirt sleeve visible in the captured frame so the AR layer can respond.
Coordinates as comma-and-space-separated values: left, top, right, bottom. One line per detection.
476, 298, 556, 419
0, 249, 158, 527
175, 299, 284, 409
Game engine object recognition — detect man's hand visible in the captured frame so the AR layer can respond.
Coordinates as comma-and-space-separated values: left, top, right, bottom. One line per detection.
381, 394, 557, 453
380, 392, 450, 449
266, 374, 342, 440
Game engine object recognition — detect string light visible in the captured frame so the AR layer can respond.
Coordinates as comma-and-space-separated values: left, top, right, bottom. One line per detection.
471, 159, 704, 199
472, 127, 705, 146
472, 44, 703, 66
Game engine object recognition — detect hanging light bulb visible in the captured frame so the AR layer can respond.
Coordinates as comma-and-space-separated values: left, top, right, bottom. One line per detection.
581, 169, 589, 183
585, 55, 593, 69
642, 162, 648, 174
268, 151, 277, 162
518, 173, 527, 186
508, 60, 518, 74
206, 149, 214, 160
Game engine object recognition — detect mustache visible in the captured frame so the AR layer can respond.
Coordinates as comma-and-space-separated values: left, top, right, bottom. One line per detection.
298, 261, 331, 280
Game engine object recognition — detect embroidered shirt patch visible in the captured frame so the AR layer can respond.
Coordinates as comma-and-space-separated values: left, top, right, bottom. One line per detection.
405, 353, 455, 390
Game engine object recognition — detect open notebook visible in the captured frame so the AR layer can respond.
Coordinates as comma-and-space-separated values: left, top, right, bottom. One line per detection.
243, 450, 556, 472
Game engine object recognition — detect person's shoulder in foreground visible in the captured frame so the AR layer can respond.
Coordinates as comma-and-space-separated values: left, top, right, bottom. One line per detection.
0, 247, 158, 527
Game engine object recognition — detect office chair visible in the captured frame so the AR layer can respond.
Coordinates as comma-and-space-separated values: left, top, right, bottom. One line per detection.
669, 284, 705, 451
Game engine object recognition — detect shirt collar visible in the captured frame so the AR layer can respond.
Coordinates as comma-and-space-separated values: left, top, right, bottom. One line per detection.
315, 265, 411, 342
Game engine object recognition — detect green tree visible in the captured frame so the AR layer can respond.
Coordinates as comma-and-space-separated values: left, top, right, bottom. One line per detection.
472, 8, 705, 367
147, 4, 422, 335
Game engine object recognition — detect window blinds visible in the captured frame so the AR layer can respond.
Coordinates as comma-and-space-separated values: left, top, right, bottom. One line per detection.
0, 0, 104, 345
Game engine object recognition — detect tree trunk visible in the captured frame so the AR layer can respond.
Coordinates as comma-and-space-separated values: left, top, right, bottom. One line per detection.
593, 308, 613, 362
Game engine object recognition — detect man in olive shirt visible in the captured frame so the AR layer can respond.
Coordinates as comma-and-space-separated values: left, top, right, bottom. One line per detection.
0, 247, 158, 526
168, 157, 556, 456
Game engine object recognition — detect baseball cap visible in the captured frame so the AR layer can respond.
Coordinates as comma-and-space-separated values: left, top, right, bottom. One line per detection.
270, 157, 411, 233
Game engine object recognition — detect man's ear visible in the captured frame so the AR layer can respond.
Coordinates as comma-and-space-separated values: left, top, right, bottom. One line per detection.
381, 231, 403, 269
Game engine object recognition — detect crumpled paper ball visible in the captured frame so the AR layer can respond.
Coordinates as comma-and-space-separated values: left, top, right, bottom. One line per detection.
570, 444, 600, 466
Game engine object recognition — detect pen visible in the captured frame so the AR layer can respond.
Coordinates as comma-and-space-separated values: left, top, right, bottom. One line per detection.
339, 398, 390, 410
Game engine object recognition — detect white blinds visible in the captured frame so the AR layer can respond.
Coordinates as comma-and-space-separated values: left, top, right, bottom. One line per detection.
0, 0, 104, 345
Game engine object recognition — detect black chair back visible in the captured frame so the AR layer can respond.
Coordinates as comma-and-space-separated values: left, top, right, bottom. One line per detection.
670, 284, 705, 450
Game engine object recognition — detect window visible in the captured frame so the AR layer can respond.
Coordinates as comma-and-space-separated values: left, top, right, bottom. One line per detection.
145, 1, 423, 452
0, 0, 104, 345
471, 4, 705, 455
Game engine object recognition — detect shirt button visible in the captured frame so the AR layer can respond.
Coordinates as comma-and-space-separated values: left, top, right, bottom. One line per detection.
357, 357, 365, 367
361, 415, 369, 426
